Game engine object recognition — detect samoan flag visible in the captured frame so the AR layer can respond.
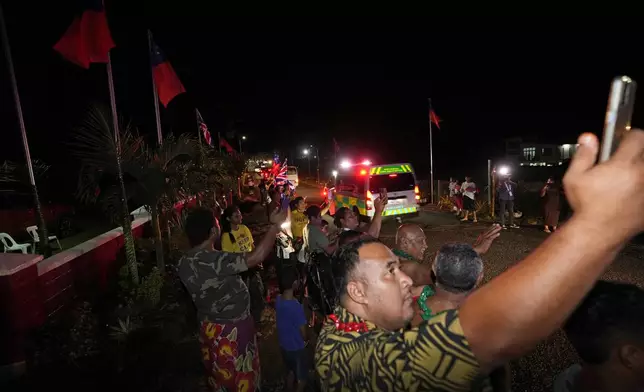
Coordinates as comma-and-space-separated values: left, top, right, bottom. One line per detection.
53, 0, 115, 69
195, 109, 212, 146
149, 36, 186, 107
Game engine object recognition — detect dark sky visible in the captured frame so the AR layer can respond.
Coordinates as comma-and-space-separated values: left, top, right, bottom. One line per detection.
2, 2, 644, 189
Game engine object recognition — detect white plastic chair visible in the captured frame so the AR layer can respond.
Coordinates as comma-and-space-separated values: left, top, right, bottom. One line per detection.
26, 225, 62, 253
0, 233, 31, 254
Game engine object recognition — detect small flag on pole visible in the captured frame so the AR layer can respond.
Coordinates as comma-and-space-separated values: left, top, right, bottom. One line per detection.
220, 138, 236, 154
429, 109, 441, 130
150, 39, 186, 107
333, 137, 340, 153
53, 0, 114, 68
196, 109, 212, 146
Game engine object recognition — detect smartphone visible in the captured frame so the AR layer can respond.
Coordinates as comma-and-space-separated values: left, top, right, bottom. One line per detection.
600, 76, 637, 162
379, 187, 387, 199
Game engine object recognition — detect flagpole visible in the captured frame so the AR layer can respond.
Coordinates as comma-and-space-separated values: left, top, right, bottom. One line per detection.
0, 4, 52, 256
196, 110, 203, 148
428, 98, 434, 205
107, 52, 139, 284
147, 30, 163, 146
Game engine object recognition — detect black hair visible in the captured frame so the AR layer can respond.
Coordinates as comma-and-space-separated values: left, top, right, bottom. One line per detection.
333, 207, 350, 228
564, 280, 644, 365
338, 230, 365, 246
433, 243, 483, 294
185, 207, 216, 247
330, 237, 381, 306
290, 196, 304, 211
221, 206, 240, 244
305, 205, 321, 220
279, 267, 298, 294
321, 220, 329, 227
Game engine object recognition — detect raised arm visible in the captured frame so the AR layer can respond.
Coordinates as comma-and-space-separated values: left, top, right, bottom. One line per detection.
366, 195, 387, 238
459, 131, 644, 372
246, 207, 287, 268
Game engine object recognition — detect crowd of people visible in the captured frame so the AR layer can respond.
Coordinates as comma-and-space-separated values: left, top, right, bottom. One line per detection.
176, 130, 644, 392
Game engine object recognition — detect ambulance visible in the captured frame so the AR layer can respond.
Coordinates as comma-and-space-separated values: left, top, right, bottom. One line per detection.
326, 161, 420, 220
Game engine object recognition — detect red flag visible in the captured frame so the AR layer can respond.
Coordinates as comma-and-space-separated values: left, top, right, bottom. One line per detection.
150, 38, 186, 107
429, 109, 441, 130
53, 0, 115, 69
219, 138, 236, 154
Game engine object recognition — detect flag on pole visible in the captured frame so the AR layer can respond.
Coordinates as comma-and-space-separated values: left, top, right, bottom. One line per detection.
149, 38, 186, 107
332, 137, 340, 153
196, 109, 212, 146
220, 137, 236, 154
429, 109, 441, 130
53, 0, 114, 68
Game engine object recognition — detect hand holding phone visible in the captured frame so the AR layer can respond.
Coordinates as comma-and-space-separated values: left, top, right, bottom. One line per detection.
600, 76, 637, 162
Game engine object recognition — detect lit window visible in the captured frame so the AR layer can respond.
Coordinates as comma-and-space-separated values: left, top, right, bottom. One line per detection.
523, 147, 536, 161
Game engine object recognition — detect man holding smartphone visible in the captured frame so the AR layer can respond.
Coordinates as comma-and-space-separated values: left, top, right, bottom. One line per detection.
497, 175, 518, 229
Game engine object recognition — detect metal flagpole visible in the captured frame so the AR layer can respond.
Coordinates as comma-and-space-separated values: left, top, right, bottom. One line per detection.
107, 52, 139, 284
196, 110, 203, 148
0, 3, 51, 256
428, 98, 434, 204
147, 30, 163, 145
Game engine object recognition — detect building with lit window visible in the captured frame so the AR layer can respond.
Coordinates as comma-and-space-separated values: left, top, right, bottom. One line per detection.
505, 137, 578, 167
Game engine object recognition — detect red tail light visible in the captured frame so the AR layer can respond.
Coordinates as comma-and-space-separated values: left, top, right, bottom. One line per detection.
359, 169, 367, 175
389, 174, 398, 177
366, 190, 374, 210
414, 185, 420, 200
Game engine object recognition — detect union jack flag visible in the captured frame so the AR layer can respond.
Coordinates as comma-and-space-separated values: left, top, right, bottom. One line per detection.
273, 160, 294, 189
196, 109, 212, 146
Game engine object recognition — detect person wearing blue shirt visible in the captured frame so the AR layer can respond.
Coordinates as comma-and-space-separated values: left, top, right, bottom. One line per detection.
275, 268, 309, 391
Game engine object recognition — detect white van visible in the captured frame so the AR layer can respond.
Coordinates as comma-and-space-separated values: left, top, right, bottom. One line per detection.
327, 162, 420, 219
286, 166, 299, 188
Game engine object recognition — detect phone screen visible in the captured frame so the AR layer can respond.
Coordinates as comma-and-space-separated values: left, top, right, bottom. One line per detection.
600, 76, 637, 162
379, 187, 387, 199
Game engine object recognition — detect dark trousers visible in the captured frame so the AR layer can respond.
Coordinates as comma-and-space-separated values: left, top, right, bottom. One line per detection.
499, 199, 514, 226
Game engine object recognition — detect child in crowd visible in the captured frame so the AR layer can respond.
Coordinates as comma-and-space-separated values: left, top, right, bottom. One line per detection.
275, 268, 309, 392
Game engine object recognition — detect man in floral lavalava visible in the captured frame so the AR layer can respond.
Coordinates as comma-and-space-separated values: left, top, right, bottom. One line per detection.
178, 206, 287, 391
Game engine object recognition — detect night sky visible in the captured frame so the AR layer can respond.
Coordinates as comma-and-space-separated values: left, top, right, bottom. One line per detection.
2, 2, 644, 193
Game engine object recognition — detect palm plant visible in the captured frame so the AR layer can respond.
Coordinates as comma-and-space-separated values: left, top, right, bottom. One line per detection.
126, 134, 197, 269
70, 106, 142, 284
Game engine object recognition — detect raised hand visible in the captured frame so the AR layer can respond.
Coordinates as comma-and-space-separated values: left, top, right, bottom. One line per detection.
473, 224, 502, 255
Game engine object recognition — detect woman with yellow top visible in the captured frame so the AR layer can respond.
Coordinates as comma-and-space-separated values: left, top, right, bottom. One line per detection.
221, 206, 265, 331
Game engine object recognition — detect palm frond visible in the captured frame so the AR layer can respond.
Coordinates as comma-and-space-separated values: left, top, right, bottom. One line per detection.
69, 104, 145, 175
0, 160, 50, 184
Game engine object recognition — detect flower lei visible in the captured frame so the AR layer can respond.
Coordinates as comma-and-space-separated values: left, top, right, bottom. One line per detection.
328, 314, 369, 333
416, 285, 435, 321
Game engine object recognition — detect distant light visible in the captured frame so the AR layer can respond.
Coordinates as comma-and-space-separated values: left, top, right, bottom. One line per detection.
340, 160, 351, 169
498, 166, 510, 176
562, 144, 571, 149
332, 170, 338, 177
303, 149, 309, 155
313, 156, 317, 159
242, 136, 247, 140
362, 160, 371, 165
389, 174, 398, 177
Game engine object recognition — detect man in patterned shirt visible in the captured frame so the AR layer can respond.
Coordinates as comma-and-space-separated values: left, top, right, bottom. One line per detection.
316, 131, 644, 391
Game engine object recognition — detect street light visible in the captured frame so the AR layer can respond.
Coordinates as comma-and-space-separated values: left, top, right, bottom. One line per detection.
303, 146, 320, 183
498, 166, 510, 176
239, 136, 246, 153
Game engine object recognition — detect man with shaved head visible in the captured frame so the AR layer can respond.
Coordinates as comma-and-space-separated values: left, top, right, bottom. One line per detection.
394, 223, 501, 286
